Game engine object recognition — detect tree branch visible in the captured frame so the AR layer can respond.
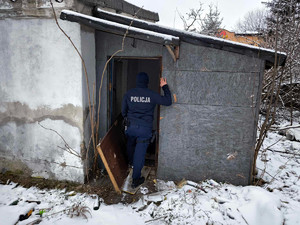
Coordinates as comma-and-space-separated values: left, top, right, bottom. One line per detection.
38, 122, 81, 158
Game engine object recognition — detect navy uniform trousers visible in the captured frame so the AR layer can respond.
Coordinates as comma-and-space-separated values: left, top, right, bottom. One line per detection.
126, 124, 152, 180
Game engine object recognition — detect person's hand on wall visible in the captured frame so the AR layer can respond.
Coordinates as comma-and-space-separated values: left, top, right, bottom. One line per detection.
160, 78, 167, 87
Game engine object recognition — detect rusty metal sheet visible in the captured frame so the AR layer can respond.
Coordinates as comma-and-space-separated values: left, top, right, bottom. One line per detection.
96, 115, 128, 193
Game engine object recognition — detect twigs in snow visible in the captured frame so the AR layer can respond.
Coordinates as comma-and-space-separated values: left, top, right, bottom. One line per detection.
265, 158, 292, 188
266, 148, 300, 157
262, 146, 300, 188
263, 137, 284, 152
27, 203, 92, 224
67, 203, 92, 220
183, 189, 198, 216
269, 125, 300, 131
256, 167, 278, 181
237, 208, 249, 225
256, 135, 292, 185
145, 216, 168, 223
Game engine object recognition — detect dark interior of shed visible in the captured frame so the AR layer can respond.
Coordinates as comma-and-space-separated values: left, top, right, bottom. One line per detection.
108, 57, 161, 167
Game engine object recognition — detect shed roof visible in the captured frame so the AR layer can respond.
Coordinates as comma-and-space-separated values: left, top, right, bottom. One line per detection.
60, 10, 179, 46
60, 9, 286, 68
93, 8, 286, 68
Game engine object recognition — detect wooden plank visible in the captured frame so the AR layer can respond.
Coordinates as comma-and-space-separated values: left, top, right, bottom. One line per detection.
96, 115, 128, 194
96, 145, 121, 194
166, 45, 177, 62
174, 46, 180, 59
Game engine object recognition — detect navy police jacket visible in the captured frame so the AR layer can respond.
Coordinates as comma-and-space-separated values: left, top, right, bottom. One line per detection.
122, 73, 172, 128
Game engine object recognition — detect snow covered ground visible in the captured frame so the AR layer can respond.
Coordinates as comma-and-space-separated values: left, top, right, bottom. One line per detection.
1, 116, 300, 225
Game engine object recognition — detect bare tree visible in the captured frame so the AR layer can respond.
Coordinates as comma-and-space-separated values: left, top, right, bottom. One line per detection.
264, 0, 300, 123
177, 2, 203, 32
265, 0, 300, 82
252, 0, 299, 183
235, 8, 267, 33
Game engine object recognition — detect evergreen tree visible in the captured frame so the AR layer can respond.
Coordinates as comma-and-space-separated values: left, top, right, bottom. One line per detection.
201, 4, 223, 36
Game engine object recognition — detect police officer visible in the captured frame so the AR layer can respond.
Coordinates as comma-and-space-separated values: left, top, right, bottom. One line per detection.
122, 72, 172, 188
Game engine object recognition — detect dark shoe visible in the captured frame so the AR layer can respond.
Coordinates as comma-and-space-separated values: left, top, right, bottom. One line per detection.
131, 177, 145, 189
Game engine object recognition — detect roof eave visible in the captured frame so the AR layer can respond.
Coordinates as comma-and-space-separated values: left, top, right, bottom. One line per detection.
60, 10, 178, 46
94, 8, 287, 67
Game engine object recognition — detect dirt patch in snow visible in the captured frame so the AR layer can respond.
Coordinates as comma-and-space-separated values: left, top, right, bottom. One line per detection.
0, 169, 157, 205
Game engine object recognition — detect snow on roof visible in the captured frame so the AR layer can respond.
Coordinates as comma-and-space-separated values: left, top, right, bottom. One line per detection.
61, 10, 179, 43
96, 7, 286, 57
184, 30, 286, 56
235, 31, 263, 35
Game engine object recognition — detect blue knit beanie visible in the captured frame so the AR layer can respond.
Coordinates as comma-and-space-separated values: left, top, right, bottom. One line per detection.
136, 72, 149, 86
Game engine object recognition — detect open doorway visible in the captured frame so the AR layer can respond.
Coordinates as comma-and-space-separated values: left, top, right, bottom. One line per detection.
107, 57, 161, 167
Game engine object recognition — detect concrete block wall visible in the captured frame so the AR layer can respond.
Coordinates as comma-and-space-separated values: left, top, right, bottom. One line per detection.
0, 18, 92, 183
158, 42, 264, 185
0, 0, 76, 18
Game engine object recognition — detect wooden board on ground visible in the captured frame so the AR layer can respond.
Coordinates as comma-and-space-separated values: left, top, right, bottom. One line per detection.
96, 115, 128, 194
122, 166, 151, 195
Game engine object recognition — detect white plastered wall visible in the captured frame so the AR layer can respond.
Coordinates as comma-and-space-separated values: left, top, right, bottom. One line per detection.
0, 18, 89, 183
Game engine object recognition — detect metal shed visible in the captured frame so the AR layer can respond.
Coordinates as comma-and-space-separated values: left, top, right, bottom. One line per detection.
61, 8, 286, 185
